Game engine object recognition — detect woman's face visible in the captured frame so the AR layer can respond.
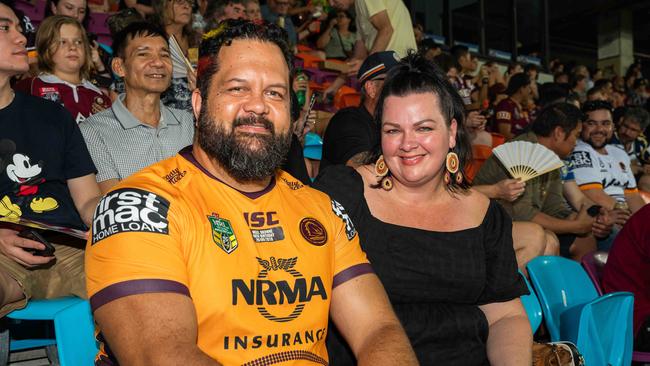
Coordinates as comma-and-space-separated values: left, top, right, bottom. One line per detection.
381, 92, 457, 187
167, 0, 193, 26
51, 0, 86, 23
51, 23, 85, 77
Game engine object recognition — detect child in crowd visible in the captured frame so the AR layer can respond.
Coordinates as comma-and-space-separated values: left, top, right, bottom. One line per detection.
15, 15, 112, 123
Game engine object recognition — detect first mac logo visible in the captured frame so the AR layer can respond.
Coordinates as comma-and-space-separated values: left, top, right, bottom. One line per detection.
92, 188, 170, 244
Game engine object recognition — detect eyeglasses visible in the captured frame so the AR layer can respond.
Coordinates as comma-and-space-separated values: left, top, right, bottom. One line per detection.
56, 38, 84, 49
620, 123, 642, 134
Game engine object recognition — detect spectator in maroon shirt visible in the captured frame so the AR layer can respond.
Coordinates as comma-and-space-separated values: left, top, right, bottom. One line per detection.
602, 204, 650, 352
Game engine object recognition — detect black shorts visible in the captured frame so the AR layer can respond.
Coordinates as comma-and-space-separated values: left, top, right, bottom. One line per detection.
557, 233, 576, 258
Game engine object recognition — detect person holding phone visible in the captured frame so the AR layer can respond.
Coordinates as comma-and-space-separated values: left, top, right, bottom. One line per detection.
0, 0, 102, 319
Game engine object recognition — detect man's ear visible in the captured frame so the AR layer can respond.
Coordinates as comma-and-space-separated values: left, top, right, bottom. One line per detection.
191, 88, 203, 121
111, 57, 126, 78
552, 125, 565, 141
364, 81, 378, 99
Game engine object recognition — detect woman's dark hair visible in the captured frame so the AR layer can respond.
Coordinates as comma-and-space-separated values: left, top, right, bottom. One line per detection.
364, 51, 472, 193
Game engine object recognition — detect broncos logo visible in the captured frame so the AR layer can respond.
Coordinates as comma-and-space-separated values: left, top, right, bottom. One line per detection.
256, 257, 300, 278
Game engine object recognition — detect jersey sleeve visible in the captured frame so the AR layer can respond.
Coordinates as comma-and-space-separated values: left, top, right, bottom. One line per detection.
328, 198, 372, 289
495, 100, 514, 127
568, 149, 603, 190
85, 186, 190, 312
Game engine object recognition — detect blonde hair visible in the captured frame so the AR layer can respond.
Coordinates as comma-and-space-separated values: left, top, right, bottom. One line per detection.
36, 15, 93, 80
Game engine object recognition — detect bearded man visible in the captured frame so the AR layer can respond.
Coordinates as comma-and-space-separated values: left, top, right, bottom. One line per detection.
84, 20, 416, 366
569, 100, 646, 227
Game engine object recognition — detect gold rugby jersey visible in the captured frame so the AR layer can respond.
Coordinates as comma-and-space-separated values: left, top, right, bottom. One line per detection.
85, 147, 371, 366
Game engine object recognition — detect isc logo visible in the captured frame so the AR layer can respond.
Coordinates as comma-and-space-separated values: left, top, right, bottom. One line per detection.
92, 188, 170, 244
243, 211, 279, 227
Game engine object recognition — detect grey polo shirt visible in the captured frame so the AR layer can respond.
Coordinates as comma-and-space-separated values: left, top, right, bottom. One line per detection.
79, 93, 195, 182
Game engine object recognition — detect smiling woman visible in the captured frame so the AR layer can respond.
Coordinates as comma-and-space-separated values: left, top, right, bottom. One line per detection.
14, 15, 112, 122
314, 53, 533, 365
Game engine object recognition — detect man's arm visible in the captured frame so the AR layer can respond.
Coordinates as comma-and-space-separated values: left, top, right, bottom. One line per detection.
367, 10, 393, 55
98, 179, 120, 194
94, 292, 220, 366
480, 299, 532, 366
67, 174, 102, 227
582, 188, 617, 210
626, 191, 646, 213
345, 151, 371, 168
531, 207, 592, 235
330, 273, 417, 365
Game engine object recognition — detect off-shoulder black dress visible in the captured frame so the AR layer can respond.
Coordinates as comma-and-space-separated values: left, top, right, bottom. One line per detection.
313, 166, 528, 365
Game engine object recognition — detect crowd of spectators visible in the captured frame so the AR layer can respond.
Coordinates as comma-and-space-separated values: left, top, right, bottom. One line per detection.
0, 0, 649, 364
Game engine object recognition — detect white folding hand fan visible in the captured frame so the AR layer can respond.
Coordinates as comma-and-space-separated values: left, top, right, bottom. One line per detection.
492, 141, 564, 182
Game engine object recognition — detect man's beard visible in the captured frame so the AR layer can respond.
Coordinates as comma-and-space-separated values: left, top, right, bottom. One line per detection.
197, 109, 292, 182
585, 132, 610, 150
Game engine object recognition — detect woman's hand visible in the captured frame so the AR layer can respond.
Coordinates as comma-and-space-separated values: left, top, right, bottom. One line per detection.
494, 179, 525, 202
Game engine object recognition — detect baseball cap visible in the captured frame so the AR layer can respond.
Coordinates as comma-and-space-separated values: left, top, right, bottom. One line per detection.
505, 73, 531, 95
357, 51, 401, 84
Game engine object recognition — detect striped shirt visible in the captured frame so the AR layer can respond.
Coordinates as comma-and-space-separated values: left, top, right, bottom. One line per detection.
79, 93, 194, 183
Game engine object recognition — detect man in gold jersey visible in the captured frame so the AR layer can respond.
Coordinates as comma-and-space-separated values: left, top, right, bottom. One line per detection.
85, 19, 417, 366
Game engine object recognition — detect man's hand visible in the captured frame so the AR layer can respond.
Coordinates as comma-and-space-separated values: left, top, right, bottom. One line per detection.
610, 207, 631, 227
592, 207, 613, 238
494, 179, 525, 202
573, 205, 595, 234
465, 110, 487, 130
0, 228, 54, 267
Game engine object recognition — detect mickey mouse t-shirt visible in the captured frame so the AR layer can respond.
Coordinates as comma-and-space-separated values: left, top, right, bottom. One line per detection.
0, 92, 96, 230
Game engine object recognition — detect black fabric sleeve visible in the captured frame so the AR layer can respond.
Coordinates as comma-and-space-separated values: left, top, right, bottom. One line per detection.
313, 165, 364, 219
281, 134, 312, 186
322, 109, 373, 165
61, 104, 98, 180
477, 200, 529, 304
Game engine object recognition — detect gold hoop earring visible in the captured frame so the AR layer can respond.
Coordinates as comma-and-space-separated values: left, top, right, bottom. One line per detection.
375, 155, 389, 177
446, 152, 459, 174
381, 176, 393, 191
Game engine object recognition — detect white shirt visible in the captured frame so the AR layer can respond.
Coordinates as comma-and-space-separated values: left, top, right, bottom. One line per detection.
569, 140, 637, 202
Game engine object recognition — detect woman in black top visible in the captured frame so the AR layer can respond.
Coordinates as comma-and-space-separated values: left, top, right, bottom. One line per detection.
314, 53, 531, 365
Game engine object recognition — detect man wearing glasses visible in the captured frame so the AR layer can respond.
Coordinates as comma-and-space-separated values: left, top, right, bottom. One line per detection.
610, 107, 650, 191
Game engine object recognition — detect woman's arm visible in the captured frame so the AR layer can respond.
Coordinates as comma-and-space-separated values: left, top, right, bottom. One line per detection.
479, 299, 532, 366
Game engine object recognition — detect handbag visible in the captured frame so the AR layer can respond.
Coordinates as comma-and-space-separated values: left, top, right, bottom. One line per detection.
532, 341, 585, 366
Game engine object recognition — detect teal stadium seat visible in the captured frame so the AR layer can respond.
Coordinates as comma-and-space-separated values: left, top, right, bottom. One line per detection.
527, 256, 633, 366
4, 297, 98, 366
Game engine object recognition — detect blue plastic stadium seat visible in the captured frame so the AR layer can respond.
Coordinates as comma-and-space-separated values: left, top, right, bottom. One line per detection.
527, 256, 634, 366
6, 297, 98, 366
519, 272, 543, 333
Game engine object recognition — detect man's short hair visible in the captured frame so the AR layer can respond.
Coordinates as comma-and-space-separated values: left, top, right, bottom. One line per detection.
594, 78, 612, 89
586, 86, 604, 100
112, 22, 168, 59
623, 107, 650, 131
505, 73, 530, 96
582, 100, 613, 115
197, 19, 292, 97
531, 103, 584, 138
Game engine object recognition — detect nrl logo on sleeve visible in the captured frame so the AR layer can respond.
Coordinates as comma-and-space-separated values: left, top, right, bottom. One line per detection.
92, 188, 170, 244
208, 212, 239, 254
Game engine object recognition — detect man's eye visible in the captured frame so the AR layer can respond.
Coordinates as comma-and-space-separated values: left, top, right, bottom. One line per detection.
0, 25, 9, 32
